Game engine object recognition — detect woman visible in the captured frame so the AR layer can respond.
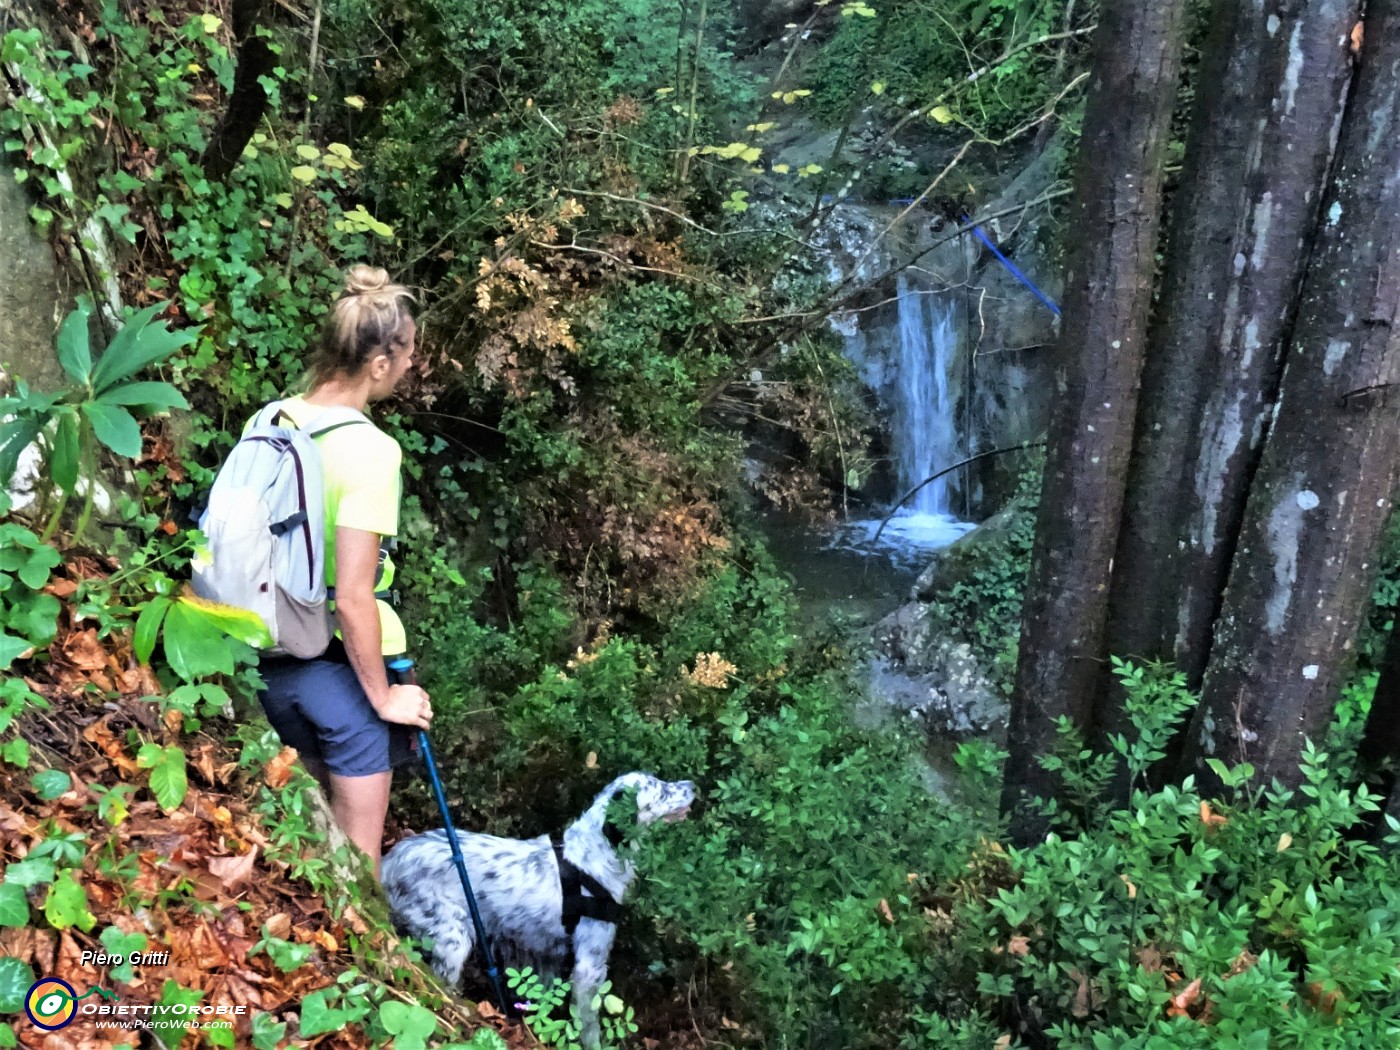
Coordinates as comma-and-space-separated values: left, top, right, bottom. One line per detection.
256, 265, 432, 878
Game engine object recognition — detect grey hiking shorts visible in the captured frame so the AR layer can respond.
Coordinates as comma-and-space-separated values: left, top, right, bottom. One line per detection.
256, 641, 414, 777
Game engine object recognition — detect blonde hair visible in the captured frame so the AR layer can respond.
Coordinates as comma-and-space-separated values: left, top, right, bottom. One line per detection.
308, 265, 416, 387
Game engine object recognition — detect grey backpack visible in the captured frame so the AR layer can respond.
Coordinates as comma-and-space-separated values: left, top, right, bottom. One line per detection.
192, 401, 367, 658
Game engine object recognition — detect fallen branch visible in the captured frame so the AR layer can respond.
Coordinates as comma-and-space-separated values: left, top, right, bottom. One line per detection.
872, 441, 1045, 544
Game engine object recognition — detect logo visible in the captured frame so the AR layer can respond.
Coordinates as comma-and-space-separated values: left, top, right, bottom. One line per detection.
24, 978, 118, 1031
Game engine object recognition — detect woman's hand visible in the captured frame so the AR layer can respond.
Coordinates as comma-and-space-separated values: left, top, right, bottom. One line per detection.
376, 683, 433, 729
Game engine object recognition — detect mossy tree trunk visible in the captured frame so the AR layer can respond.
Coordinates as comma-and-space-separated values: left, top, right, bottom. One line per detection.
1180, 0, 1400, 789
1098, 0, 1360, 754
1000, 0, 1190, 844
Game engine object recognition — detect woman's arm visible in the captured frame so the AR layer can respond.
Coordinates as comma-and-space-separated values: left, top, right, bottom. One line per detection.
335, 525, 431, 727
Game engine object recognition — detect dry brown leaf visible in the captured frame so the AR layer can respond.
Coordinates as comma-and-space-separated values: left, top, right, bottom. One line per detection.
313, 928, 339, 953
877, 899, 894, 923
264, 747, 298, 789
1070, 969, 1093, 1018
1167, 976, 1203, 1018
207, 847, 258, 890
341, 904, 369, 936
61, 628, 108, 671
1008, 935, 1031, 956
1199, 801, 1227, 831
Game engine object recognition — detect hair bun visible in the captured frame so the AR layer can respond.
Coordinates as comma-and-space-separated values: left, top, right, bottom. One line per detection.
343, 264, 391, 297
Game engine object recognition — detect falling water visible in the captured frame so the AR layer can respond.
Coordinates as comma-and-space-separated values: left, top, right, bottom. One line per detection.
894, 275, 960, 516
828, 276, 973, 567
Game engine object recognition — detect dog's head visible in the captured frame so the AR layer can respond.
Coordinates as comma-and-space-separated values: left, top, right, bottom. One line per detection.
598, 773, 696, 836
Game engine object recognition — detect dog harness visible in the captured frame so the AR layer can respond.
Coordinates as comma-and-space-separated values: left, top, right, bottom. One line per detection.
552, 837, 625, 934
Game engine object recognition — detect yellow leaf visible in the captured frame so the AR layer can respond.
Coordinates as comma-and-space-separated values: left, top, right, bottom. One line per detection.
771, 163, 791, 174
344, 95, 366, 110
273, 193, 293, 208
871, 81, 886, 95
746, 121, 777, 133
1277, 832, 1293, 852
929, 105, 954, 124
199, 14, 221, 34
327, 142, 354, 159
739, 146, 762, 163
295, 144, 321, 161
655, 86, 675, 96
186, 62, 203, 74
290, 165, 317, 184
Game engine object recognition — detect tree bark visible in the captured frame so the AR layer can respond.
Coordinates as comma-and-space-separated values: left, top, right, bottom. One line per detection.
201, 0, 275, 182
1359, 620, 1400, 826
1182, 0, 1400, 789
1000, 0, 1189, 844
1099, 0, 1359, 743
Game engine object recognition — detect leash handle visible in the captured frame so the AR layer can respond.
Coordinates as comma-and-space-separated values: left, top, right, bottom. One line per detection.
386, 657, 510, 1012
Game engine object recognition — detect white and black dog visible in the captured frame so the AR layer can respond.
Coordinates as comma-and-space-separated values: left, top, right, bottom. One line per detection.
382, 772, 696, 1047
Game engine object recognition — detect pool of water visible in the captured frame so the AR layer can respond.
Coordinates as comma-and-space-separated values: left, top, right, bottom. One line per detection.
758, 508, 975, 625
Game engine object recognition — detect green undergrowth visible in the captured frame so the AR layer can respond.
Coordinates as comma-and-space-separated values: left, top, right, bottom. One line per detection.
0, 500, 513, 1047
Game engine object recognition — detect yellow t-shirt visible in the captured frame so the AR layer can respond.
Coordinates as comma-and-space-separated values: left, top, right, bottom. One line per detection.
251, 396, 408, 655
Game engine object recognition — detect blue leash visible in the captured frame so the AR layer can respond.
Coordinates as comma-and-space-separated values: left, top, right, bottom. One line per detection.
388, 657, 509, 1012
963, 216, 1061, 316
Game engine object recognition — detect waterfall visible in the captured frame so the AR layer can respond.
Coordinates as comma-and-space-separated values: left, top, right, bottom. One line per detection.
894, 276, 960, 517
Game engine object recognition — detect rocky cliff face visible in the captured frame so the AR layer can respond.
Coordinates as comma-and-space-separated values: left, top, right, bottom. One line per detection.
0, 156, 69, 391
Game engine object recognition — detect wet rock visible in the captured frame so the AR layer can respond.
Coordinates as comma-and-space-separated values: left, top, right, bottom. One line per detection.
871, 605, 1007, 736
913, 498, 1027, 601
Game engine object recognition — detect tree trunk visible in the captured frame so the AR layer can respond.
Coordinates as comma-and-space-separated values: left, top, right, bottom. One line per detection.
1182, 0, 1400, 789
1099, 0, 1359, 744
1359, 619, 1400, 827
201, 0, 275, 182
1000, 0, 1190, 843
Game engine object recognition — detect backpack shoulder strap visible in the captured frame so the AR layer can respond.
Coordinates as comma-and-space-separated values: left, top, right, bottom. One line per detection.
304, 405, 371, 440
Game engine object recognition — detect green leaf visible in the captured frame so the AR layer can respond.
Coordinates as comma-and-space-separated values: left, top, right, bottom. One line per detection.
260, 934, 312, 972
89, 303, 198, 394
153, 980, 203, 1038
56, 299, 93, 386
0, 881, 30, 928
51, 410, 80, 493
101, 926, 147, 983
379, 1001, 438, 1050
17, 543, 59, 589
0, 417, 43, 490
44, 869, 96, 931
161, 600, 240, 681
94, 380, 189, 412
0, 1021, 16, 1047
299, 990, 354, 1037
133, 596, 172, 665
31, 768, 72, 800
0, 633, 32, 671
3, 856, 53, 888
82, 401, 142, 458
138, 744, 187, 812
0, 956, 33, 1012
1, 737, 29, 768
5, 592, 59, 645
175, 593, 273, 648
251, 1012, 288, 1050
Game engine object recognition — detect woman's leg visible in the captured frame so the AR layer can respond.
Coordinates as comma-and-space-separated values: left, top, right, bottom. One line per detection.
330, 770, 393, 878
